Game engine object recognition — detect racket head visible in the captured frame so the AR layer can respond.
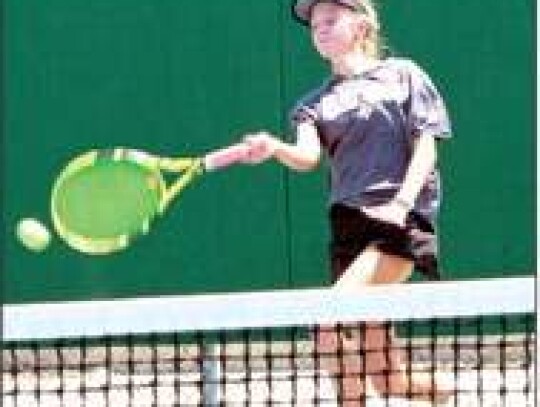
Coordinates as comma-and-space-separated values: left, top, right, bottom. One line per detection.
51, 149, 166, 254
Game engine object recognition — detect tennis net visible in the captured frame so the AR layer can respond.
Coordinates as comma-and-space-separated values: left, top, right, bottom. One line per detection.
2, 277, 536, 406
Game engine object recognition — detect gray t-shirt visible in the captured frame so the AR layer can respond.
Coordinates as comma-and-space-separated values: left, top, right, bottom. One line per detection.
290, 58, 452, 223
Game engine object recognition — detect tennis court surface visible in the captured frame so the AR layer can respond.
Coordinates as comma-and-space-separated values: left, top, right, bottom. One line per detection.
3, 277, 536, 406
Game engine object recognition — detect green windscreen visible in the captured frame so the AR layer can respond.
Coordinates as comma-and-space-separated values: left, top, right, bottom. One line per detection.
53, 160, 161, 238
4, 0, 533, 303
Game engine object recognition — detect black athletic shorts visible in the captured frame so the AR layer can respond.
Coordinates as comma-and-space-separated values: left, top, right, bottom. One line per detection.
329, 204, 441, 282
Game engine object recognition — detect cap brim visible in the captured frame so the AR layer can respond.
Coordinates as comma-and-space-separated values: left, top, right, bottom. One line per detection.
293, 0, 360, 26
292, 0, 318, 26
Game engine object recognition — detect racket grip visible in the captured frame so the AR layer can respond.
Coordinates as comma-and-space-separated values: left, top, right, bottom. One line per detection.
203, 143, 250, 171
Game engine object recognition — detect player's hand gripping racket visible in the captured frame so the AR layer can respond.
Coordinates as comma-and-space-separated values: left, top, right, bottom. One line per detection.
50, 144, 249, 255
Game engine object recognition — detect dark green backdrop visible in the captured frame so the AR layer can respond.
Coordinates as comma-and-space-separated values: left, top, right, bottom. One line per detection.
3, 0, 535, 303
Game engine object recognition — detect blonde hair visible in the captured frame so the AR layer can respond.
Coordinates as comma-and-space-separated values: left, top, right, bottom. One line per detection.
353, 0, 384, 59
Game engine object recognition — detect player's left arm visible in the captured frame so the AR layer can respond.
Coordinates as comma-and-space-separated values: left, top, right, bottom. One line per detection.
394, 61, 449, 210
363, 62, 450, 227
394, 134, 437, 210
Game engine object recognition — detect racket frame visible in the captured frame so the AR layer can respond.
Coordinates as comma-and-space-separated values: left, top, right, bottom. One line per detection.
50, 148, 202, 255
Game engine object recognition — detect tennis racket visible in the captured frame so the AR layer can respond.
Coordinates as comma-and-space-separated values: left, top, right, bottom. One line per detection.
50, 143, 250, 255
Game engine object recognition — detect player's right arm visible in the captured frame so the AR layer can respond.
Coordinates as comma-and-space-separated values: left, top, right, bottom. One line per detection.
243, 121, 322, 172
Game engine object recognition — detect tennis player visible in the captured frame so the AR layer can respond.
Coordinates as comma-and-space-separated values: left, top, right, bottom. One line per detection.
243, 0, 452, 404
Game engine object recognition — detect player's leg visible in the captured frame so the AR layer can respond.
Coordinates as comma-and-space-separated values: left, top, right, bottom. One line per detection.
354, 251, 453, 402
333, 244, 412, 288
316, 324, 366, 406
330, 246, 412, 405
317, 244, 403, 406
315, 245, 382, 405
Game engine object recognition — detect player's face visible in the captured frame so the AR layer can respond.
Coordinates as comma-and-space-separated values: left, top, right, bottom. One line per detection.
310, 2, 360, 59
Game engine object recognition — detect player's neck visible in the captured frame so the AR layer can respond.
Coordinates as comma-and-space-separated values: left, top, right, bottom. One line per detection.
331, 50, 379, 78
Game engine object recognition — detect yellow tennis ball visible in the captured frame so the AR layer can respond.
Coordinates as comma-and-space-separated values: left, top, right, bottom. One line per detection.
16, 218, 51, 252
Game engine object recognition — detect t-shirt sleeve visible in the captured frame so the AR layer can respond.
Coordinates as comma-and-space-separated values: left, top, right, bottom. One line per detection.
289, 99, 319, 128
405, 61, 452, 141
287, 94, 320, 142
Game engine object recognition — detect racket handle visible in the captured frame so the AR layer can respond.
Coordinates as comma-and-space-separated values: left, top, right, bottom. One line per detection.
203, 143, 250, 171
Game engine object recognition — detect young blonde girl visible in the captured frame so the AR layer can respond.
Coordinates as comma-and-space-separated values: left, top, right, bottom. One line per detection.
244, 0, 452, 404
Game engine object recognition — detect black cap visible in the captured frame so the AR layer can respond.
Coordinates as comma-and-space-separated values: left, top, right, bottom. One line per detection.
292, 0, 362, 26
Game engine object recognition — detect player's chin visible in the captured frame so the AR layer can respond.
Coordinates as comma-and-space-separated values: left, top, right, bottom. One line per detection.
315, 45, 346, 61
